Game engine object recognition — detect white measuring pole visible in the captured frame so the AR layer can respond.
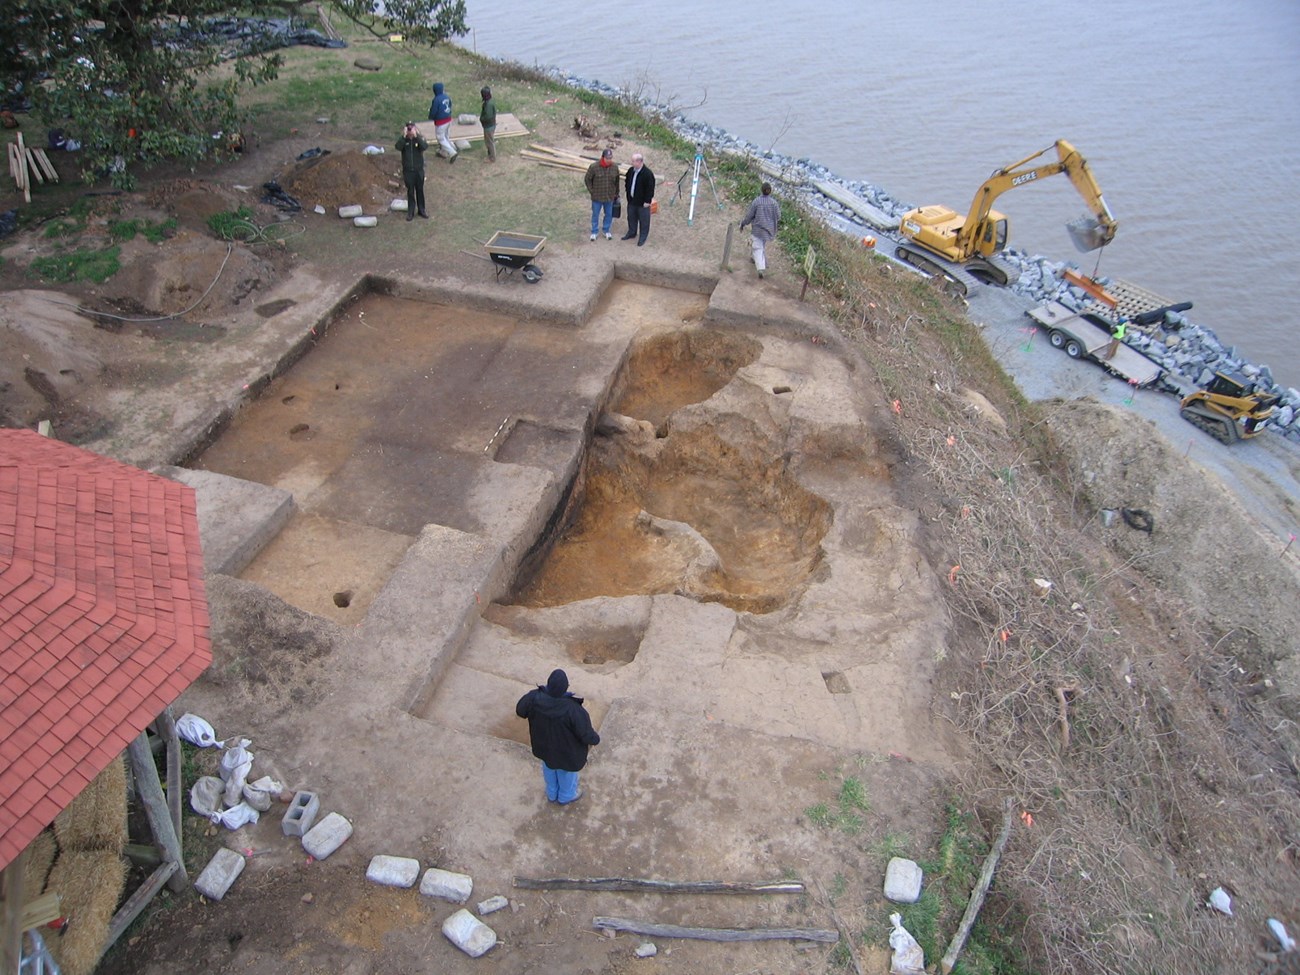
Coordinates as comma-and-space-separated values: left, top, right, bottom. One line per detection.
687, 152, 702, 225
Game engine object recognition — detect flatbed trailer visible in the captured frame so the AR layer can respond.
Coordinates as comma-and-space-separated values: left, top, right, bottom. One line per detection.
1027, 300, 1164, 387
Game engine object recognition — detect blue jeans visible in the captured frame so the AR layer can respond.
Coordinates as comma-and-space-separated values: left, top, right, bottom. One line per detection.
541, 762, 580, 803
590, 199, 614, 236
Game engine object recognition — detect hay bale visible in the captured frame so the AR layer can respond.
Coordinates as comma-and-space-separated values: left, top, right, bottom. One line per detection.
53, 756, 127, 853
22, 828, 58, 895
45, 850, 128, 975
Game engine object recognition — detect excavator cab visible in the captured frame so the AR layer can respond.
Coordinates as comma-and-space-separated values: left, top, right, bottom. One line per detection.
1180, 370, 1281, 444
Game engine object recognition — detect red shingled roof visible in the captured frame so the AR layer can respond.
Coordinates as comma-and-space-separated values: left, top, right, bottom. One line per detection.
0, 430, 211, 871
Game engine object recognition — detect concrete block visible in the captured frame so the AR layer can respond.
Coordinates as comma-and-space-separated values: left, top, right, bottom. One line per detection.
194, 847, 246, 901
884, 857, 923, 903
442, 909, 496, 957
282, 791, 320, 837
420, 867, 473, 903
366, 855, 420, 888
477, 895, 508, 915
302, 812, 353, 860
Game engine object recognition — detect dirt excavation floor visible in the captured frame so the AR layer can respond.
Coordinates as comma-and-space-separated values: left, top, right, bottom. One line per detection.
4, 109, 1300, 975
158, 279, 957, 975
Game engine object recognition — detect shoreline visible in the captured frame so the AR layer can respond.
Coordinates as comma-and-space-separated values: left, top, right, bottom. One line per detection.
504, 58, 1300, 446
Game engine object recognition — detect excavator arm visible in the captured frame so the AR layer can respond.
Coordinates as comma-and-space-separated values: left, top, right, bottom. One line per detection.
956, 140, 1118, 256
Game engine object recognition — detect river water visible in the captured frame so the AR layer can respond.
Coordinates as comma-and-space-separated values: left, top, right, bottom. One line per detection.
463, 0, 1300, 388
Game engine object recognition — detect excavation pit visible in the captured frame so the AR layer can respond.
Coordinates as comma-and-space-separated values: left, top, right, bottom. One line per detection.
511, 327, 833, 614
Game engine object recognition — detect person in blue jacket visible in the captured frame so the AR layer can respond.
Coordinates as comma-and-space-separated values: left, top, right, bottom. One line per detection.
516, 669, 600, 805
427, 82, 457, 163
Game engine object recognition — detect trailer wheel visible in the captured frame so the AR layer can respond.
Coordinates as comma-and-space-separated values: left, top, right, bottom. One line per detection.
1065, 339, 1083, 359
1049, 330, 1066, 350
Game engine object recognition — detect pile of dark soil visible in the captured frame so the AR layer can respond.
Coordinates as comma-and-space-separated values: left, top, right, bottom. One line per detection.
279, 148, 400, 211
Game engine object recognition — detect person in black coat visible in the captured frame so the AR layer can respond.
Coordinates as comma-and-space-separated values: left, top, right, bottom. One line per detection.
621, 152, 655, 245
516, 669, 600, 805
395, 122, 428, 220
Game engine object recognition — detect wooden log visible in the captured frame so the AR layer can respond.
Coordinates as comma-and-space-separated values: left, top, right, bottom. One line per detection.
1, 853, 28, 975
155, 707, 183, 841
126, 733, 189, 892
940, 800, 1017, 974
123, 843, 162, 868
592, 916, 838, 943
515, 877, 804, 895
105, 861, 177, 946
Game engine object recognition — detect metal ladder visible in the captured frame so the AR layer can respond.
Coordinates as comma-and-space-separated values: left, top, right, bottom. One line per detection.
19, 929, 61, 975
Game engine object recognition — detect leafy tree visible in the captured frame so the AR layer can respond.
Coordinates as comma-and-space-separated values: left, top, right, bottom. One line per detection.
335, 0, 468, 48
1, 0, 467, 189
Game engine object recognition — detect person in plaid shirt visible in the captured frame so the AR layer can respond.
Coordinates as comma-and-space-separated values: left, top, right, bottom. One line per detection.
739, 182, 781, 278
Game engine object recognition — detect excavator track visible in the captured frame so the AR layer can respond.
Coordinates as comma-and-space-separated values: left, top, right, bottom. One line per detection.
893, 245, 1021, 297
1180, 404, 1238, 444
894, 243, 982, 297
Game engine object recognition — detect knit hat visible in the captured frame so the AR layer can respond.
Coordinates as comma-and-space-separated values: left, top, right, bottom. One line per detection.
545, 669, 569, 696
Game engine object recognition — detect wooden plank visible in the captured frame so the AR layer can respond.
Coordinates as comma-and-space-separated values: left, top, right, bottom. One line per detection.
23, 148, 44, 184
17, 133, 30, 202
413, 112, 529, 144
7, 142, 17, 184
515, 877, 805, 895
20, 892, 61, 929
105, 861, 178, 947
33, 147, 58, 182
592, 916, 838, 943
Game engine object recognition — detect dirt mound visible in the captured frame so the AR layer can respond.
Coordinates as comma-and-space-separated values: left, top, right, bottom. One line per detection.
145, 179, 242, 233
101, 229, 284, 318
279, 148, 401, 211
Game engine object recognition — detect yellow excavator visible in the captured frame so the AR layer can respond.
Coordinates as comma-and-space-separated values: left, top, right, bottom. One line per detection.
1180, 370, 1281, 444
896, 139, 1118, 294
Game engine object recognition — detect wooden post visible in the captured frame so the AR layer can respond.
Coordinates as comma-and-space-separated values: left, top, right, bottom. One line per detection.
941, 800, 1016, 974
155, 707, 183, 841
127, 732, 189, 892
106, 861, 178, 945
0, 853, 28, 975
721, 223, 734, 271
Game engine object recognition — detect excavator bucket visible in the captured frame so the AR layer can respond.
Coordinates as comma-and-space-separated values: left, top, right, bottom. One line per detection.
1066, 215, 1108, 253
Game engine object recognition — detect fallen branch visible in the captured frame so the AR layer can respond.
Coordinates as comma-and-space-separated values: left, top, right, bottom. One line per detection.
1055, 684, 1079, 750
515, 877, 804, 895
941, 800, 1017, 974
812, 877, 863, 975
592, 916, 838, 943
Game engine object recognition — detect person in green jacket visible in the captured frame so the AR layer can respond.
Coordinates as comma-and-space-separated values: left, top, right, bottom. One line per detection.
479, 87, 497, 163
395, 122, 429, 220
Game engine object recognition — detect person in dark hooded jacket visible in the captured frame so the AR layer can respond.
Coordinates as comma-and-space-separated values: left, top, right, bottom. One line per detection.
427, 82, 457, 163
516, 669, 600, 805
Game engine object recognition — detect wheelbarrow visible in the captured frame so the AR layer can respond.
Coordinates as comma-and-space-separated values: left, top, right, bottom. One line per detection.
484, 230, 546, 283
